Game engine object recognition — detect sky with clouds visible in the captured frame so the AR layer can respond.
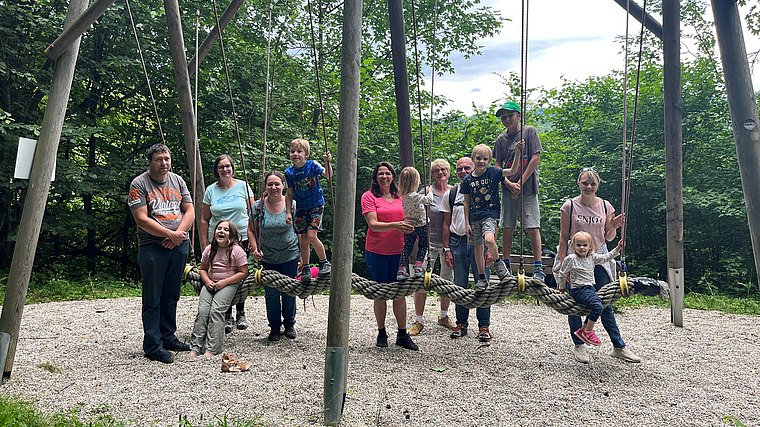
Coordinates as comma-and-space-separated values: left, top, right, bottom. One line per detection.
429, 0, 760, 115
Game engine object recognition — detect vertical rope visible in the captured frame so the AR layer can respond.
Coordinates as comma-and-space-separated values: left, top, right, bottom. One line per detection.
124, 0, 166, 146
410, 0, 431, 236
261, 0, 273, 194
306, 0, 335, 203
210, 0, 254, 221
620, 0, 648, 266
427, 0, 439, 184
190, 4, 201, 255
621, 0, 630, 259
517, 0, 530, 270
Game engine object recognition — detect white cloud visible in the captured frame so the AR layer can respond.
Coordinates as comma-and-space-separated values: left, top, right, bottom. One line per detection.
427, 0, 760, 115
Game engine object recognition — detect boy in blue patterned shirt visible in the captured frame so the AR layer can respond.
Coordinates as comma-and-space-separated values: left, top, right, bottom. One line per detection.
285, 138, 333, 283
461, 143, 523, 291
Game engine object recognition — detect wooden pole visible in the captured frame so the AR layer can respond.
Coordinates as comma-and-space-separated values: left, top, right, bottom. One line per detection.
323, 0, 362, 424
187, 0, 245, 78
164, 0, 205, 229
711, 0, 760, 288
0, 0, 90, 381
44, 0, 115, 60
610, 0, 664, 41
663, 0, 684, 326
388, 0, 414, 168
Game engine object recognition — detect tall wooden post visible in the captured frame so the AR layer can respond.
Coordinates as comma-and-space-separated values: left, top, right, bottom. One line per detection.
322, 0, 362, 424
711, 0, 760, 288
663, 0, 684, 326
0, 0, 90, 380
164, 0, 205, 229
388, 0, 414, 167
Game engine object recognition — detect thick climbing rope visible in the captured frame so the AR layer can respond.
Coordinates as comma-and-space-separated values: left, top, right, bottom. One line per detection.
184, 266, 664, 315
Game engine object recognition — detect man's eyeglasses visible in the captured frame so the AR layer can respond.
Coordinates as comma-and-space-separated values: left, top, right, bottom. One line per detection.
455, 166, 473, 172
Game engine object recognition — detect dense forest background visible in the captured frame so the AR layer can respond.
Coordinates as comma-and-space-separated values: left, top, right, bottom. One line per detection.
0, 0, 758, 296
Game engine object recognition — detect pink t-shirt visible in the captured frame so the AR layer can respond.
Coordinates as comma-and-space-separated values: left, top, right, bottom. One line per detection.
361, 191, 404, 255
560, 196, 615, 250
201, 244, 248, 281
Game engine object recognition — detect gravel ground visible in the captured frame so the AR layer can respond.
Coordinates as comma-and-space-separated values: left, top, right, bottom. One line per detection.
1, 295, 759, 426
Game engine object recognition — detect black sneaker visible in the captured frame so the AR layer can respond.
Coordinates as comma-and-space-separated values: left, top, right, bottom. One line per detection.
163, 338, 190, 352
450, 324, 468, 339
268, 329, 281, 341
395, 333, 419, 351
145, 349, 174, 364
284, 325, 297, 339
376, 330, 388, 348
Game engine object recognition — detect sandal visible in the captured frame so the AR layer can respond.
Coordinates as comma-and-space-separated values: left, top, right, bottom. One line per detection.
221, 353, 251, 372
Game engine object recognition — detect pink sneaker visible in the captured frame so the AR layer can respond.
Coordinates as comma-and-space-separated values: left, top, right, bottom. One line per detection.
574, 328, 602, 346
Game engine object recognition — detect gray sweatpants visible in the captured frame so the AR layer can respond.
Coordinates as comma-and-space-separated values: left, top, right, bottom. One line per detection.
190, 283, 238, 355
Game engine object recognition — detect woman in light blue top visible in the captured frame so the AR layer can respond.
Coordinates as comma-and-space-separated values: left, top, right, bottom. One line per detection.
200, 154, 255, 333
250, 171, 300, 342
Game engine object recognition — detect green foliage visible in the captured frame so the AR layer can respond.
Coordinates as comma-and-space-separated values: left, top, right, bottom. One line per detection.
0, 0, 757, 299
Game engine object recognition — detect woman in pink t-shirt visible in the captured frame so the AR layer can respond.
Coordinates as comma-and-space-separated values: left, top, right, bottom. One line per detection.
361, 161, 418, 351
556, 168, 640, 364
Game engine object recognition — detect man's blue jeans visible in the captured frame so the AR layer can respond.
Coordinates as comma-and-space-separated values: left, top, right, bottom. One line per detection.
568, 265, 626, 348
138, 240, 189, 355
263, 258, 298, 331
450, 234, 490, 328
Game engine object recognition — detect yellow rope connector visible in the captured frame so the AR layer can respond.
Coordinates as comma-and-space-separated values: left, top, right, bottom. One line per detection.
254, 267, 264, 286
618, 272, 630, 297
517, 268, 526, 293
423, 270, 433, 290
183, 264, 193, 280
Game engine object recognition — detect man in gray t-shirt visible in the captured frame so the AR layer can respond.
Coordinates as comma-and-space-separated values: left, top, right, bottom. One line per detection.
493, 101, 545, 281
128, 144, 194, 363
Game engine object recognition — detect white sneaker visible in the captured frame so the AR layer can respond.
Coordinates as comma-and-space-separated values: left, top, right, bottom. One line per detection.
611, 346, 641, 363
572, 344, 590, 364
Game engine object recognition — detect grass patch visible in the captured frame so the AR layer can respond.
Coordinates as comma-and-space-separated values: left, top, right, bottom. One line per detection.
0, 395, 264, 427
684, 293, 760, 315
11, 276, 143, 305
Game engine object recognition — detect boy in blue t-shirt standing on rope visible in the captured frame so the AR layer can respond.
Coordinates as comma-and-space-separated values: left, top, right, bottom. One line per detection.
461, 143, 523, 291
285, 138, 333, 283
